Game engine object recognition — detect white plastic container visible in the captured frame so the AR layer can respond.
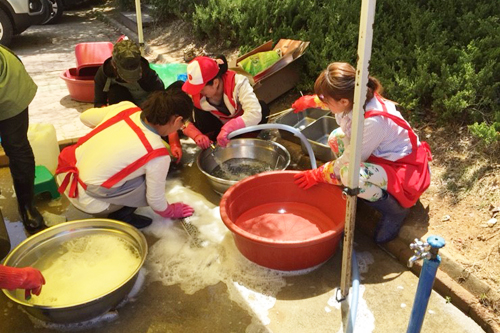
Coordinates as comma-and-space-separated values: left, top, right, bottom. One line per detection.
27, 123, 60, 175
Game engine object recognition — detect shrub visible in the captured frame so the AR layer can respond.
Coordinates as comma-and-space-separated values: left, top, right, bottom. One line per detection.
152, 0, 500, 131
468, 122, 500, 146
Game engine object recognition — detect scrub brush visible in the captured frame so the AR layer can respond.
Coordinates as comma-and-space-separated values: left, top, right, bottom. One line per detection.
180, 216, 202, 248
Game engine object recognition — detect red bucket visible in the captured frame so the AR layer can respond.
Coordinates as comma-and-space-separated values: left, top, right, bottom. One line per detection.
220, 171, 346, 271
60, 68, 96, 103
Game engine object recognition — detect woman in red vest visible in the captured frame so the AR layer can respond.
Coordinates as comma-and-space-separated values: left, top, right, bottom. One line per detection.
180, 55, 270, 148
293, 62, 432, 243
56, 83, 194, 228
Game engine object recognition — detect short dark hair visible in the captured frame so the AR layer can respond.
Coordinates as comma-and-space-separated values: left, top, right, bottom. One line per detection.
141, 81, 193, 125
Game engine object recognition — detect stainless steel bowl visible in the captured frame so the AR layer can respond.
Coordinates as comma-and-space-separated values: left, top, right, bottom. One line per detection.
273, 108, 330, 144
300, 116, 338, 162
197, 138, 290, 195
1, 219, 147, 323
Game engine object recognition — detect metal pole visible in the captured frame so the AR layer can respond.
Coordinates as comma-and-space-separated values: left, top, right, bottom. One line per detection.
134, 0, 145, 56
406, 235, 446, 333
339, 0, 377, 299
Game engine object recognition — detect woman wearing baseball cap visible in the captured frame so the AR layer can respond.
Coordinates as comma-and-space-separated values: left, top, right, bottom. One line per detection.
181, 55, 269, 148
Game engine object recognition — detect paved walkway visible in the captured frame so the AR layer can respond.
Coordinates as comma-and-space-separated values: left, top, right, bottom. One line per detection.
9, 10, 122, 142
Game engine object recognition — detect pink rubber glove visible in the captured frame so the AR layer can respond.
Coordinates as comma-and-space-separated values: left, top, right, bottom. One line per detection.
292, 95, 327, 113
183, 122, 212, 149
168, 132, 182, 163
294, 167, 327, 190
0, 265, 46, 299
217, 117, 245, 147
155, 202, 194, 219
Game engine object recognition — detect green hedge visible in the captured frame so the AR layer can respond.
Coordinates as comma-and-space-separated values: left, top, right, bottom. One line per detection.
149, 0, 499, 138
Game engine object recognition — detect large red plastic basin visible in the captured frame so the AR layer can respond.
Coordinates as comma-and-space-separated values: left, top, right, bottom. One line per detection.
60, 68, 95, 103
220, 171, 346, 271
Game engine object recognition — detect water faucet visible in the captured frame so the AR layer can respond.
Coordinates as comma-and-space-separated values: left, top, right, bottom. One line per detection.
407, 239, 432, 267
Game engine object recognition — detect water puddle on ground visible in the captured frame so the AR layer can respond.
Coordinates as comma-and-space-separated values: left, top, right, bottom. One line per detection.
139, 179, 376, 332
138, 179, 287, 329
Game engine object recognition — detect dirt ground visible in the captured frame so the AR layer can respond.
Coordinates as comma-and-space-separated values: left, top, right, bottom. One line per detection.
95, 6, 500, 326
419, 124, 500, 314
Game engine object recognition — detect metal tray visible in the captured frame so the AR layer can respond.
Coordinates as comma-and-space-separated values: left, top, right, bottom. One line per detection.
273, 108, 329, 144
300, 116, 338, 162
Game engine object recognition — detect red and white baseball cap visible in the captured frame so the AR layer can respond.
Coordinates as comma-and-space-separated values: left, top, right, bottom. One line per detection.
182, 56, 219, 95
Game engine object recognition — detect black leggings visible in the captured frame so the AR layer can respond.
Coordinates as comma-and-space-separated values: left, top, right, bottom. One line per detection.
0, 108, 35, 206
192, 100, 270, 141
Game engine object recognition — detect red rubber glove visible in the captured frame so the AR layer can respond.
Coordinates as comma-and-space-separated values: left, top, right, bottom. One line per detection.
294, 167, 327, 190
183, 122, 212, 149
217, 117, 245, 147
154, 202, 194, 219
0, 265, 45, 300
168, 132, 182, 164
292, 95, 326, 113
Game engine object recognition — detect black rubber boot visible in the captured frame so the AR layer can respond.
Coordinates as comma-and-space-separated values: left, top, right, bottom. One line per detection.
13, 177, 46, 234
364, 192, 409, 243
18, 203, 46, 235
108, 206, 152, 229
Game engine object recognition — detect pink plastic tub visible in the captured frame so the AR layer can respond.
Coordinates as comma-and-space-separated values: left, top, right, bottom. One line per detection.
60, 67, 97, 103
75, 42, 113, 76
220, 171, 346, 271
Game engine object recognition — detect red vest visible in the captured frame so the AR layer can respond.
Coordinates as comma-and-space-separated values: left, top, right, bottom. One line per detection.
56, 107, 169, 198
192, 70, 243, 121
366, 95, 432, 208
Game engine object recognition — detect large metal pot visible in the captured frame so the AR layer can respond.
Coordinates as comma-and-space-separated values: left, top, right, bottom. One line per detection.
1, 219, 147, 323
197, 138, 290, 195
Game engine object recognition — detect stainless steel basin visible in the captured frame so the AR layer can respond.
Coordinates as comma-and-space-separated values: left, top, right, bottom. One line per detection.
197, 138, 290, 195
273, 108, 329, 144
1, 219, 147, 324
300, 116, 338, 162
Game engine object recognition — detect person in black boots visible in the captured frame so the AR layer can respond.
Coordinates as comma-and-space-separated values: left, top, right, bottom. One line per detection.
0, 45, 45, 234
56, 82, 194, 228
292, 62, 432, 243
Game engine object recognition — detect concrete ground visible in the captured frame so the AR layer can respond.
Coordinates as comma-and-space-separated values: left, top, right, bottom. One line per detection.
0, 7, 490, 333
0, 142, 485, 333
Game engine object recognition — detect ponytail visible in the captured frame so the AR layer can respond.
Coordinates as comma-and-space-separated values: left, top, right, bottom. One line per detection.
206, 54, 228, 86
215, 54, 228, 77
366, 76, 383, 101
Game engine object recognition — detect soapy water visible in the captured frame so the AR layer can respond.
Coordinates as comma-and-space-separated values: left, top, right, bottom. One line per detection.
328, 251, 376, 333
13, 178, 365, 331
331, 285, 375, 333
140, 179, 288, 328
209, 158, 273, 181
25, 269, 146, 331
21, 234, 141, 306
145, 180, 372, 331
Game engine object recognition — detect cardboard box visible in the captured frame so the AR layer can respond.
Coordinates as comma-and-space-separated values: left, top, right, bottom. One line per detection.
235, 39, 310, 104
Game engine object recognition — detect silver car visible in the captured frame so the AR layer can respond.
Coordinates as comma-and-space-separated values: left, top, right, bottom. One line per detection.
0, 0, 50, 45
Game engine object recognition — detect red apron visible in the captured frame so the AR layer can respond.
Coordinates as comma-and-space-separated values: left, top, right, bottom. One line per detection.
56, 106, 169, 198
366, 95, 432, 208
